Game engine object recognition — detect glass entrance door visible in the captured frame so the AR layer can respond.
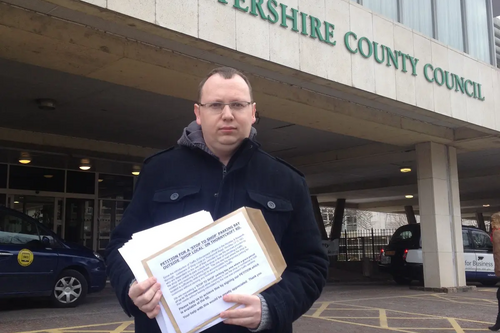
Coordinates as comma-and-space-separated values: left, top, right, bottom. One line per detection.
10, 195, 63, 235
65, 198, 94, 249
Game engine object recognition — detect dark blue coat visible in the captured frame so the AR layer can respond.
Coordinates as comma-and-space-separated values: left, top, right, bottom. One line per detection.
106, 139, 328, 333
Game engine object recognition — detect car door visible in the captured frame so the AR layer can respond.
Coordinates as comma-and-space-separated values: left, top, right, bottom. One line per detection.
0, 209, 59, 296
471, 230, 495, 280
463, 229, 476, 280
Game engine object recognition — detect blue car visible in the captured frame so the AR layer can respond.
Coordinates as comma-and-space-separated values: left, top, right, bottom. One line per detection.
0, 206, 107, 307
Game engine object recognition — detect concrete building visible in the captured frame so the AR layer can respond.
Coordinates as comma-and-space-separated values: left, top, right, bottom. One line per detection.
0, 0, 499, 289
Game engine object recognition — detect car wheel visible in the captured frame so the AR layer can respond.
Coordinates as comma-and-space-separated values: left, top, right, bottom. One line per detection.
481, 280, 498, 287
51, 269, 88, 308
393, 274, 411, 285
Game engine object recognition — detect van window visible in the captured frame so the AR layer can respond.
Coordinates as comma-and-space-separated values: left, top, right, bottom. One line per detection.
462, 230, 472, 250
472, 230, 493, 251
390, 226, 418, 243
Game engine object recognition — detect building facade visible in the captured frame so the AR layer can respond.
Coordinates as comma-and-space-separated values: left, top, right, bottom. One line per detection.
0, 0, 499, 289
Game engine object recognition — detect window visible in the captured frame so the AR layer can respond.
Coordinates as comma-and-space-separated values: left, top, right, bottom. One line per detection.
97, 200, 130, 251
362, 0, 398, 21
37, 224, 61, 248
9, 166, 65, 192
98, 174, 133, 200
465, 0, 491, 63
66, 170, 95, 194
436, 0, 464, 51
472, 231, 493, 250
390, 227, 416, 242
401, 0, 433, 38
0, 164, 6, 188
462, 230, 472, 250
0, 211, 39, 245
399, 231, 412, 240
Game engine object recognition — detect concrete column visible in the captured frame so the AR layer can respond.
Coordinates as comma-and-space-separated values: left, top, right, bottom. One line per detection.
416, 142, 466, 289
476, 212, 486, 231
404, 205, 417, 224
329, 199, 346, 241
311, 196, 328, 240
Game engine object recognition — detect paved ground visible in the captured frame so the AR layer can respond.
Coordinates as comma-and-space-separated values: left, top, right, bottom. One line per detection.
1, 281, 499, 333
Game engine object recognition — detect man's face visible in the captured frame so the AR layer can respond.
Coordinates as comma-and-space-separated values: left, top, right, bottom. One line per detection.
194, 74, 256, 158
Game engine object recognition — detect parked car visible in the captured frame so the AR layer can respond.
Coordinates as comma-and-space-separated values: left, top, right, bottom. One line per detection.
0, 206, 106, 307
379, 224, 499, 286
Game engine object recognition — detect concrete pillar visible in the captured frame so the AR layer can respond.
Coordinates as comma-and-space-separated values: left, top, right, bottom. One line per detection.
404, 205, 417, 224
329, 199, 346, 241
416, 142, 466, 289
476, 212, 486, 231
311, 196, 328, 240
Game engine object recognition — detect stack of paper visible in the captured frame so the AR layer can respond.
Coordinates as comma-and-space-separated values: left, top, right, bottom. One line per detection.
119, 207, 286, 333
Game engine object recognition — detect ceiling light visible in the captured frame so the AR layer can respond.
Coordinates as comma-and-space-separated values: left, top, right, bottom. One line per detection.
14, 201, 19, 204
400, 167, 412, 173
483, 204, 490, 207
19, 152, 31, 164
405, 195, 414, 199
79, 158, 91, 171
44, 174, 53, 179
98, 178, 103, 183
36, 98, 57, 110
131, 165, 141, 176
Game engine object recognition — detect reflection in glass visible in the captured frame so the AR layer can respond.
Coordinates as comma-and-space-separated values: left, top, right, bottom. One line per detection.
13, 195, 56, 232
362, 0, 398, 21
465, 0, 491, 64
401, 0, 433, 37
65, 198, 94, 249
98, 174, 133, 200
436, 0, 464, 51
98, 200, 129, 252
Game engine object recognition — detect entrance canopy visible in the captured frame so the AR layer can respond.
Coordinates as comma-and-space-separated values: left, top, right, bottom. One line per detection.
0, 0, 499, 220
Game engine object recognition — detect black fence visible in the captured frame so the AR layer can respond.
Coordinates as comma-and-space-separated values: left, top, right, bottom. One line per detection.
338, 229, 396, 262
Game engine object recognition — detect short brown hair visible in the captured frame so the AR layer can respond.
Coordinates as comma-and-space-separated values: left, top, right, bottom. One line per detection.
197, 67, 253, 102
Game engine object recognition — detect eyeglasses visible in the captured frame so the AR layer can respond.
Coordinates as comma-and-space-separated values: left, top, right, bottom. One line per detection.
198, 101, 252, 113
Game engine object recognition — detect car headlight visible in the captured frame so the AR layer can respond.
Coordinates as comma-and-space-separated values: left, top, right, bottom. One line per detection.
94, 252, 104, 261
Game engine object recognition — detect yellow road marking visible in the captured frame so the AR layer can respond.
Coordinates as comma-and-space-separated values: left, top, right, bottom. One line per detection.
380, 309, 389, 328
15, 321, 134, 333
447, 318, 465, 333
303, 315, 419, 333
321, 293, 441, 304
110, 322, 133, 333
310, 302, 329, 317
332, 301, 493, 324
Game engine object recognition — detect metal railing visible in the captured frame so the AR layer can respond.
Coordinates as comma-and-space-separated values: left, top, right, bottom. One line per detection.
338, 229, 396, 262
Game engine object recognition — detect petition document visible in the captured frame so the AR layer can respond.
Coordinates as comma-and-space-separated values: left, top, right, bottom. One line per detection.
142, 210, 279, 333
119, 211, 219, 333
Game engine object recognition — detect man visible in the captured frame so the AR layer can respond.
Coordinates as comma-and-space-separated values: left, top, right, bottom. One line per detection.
489, 212, 500, 331
106, 67, 328, 333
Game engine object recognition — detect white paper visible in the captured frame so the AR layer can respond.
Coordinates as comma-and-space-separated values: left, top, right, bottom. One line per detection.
119, 210, 219, 333
144, 211, 276, 333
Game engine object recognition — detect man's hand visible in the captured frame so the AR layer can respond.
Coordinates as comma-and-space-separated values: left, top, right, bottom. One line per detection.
220, 294, 262, 329
128, 277, 162, 319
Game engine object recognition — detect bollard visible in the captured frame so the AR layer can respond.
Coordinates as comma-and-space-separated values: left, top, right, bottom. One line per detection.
362, 257, 372, 277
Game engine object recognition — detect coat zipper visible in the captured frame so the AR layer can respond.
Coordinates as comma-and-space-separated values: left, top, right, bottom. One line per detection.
214, 165, 227, 217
